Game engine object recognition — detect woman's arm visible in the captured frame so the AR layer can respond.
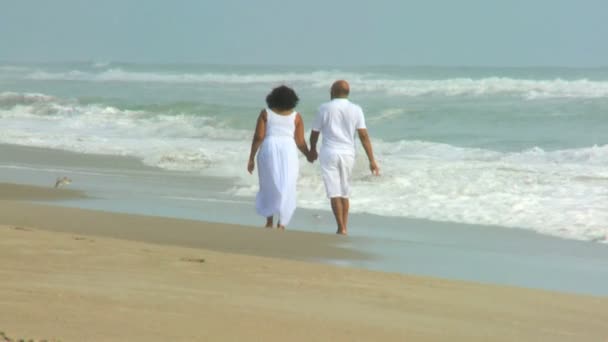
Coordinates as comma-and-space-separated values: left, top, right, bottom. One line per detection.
294, 113, 310, 158
247, 109, 267, 174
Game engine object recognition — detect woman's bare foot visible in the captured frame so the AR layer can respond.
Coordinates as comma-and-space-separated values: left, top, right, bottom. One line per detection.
336, 229, 347, 235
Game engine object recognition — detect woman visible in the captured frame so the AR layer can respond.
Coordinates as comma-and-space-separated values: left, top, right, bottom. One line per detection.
247, 85, 310, 230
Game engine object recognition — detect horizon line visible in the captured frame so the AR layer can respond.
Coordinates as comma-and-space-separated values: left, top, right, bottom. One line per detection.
1, 60, 608, 70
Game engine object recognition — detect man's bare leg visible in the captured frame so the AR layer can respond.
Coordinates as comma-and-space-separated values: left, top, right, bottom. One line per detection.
265, 216, 273, 228
330, 197, 346, 235
341, 197, 349, 235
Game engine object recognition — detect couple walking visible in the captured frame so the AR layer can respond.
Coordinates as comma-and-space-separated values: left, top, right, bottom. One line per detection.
247, 80, 380, 235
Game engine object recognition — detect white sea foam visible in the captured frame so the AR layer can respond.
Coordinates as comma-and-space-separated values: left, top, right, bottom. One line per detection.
0, 93, 248, 176
26, 68, 345, 86
92, 61, 111, 68
0, 92, 60, 106
353, 77, 608, 99
366, 108, 407, 123
1, 92, 607, 243
238, 140, 608, 243
22, 68, 608, 99
291, 141, 608, 243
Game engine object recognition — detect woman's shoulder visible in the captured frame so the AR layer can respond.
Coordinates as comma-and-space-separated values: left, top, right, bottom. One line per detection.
259, 108, 268, 120
268, 107, 297, 117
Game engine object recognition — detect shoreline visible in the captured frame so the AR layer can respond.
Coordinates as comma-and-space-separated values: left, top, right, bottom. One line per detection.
0, 182, 607, 340
0, 199, 364, 262
0, 182, 86, 201
2, 142, 606, 245
1, 142, 608, 297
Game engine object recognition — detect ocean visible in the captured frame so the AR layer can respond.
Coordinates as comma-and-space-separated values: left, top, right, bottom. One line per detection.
1, 62, 607, 243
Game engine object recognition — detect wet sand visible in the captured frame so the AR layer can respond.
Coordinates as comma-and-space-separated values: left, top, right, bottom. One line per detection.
0, 183, 607, 341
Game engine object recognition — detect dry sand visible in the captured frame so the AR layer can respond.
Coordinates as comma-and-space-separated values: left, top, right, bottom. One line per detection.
1, 183, 607, 341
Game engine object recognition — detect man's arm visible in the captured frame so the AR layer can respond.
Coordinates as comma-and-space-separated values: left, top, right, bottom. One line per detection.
357, 128, 379, 175
308, 130, 320, 162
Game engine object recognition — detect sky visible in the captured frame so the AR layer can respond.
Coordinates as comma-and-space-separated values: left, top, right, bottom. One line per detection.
1, 0, 607, 67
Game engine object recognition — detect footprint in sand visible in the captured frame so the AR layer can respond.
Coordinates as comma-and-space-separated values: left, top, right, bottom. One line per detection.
73, 236, 95, 242
180, 257, 206, 263
0, 330, 58, 342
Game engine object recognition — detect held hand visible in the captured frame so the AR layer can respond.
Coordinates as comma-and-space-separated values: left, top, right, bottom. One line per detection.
307, 150, 318, 163
370, 160, 380, 176
247, 159, 255, 174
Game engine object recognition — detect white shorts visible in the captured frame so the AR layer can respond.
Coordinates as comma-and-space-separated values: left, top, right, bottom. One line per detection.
319, 151, 355, 198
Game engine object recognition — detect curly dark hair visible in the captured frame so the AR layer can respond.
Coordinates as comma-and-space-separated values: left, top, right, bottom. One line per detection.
265, 85, 299, 110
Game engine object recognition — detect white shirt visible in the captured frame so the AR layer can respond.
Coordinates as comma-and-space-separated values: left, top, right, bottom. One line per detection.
312, 98, 366, 155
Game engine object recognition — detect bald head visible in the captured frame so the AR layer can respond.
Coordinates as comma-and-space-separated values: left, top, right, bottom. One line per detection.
330, 80, 350, 99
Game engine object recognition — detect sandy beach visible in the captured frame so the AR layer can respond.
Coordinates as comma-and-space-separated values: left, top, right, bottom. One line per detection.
3, 3, 608, 340
1, 183, 607, 341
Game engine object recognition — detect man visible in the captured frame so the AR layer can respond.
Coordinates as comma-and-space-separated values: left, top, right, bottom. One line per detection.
308, 80, 379, 235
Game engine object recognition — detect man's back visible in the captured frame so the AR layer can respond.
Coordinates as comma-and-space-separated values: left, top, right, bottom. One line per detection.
312, 98, 366, 155
308, 79, 379, 235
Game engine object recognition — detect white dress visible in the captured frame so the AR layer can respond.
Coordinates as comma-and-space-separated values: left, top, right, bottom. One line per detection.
255, 108, 299, 225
